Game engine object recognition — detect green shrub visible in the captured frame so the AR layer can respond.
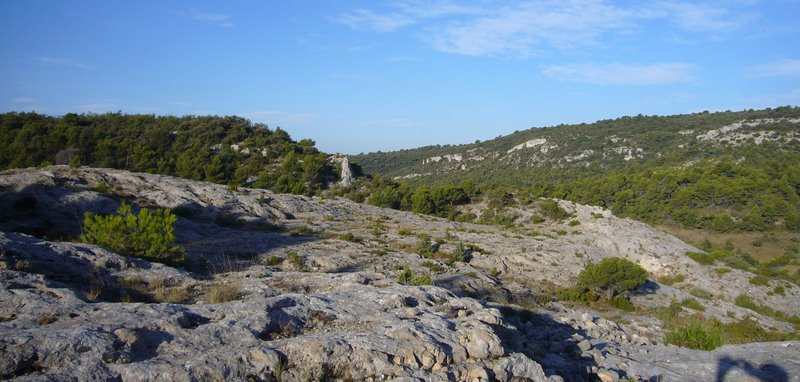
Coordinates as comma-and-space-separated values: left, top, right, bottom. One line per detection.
681, 298, 705, 311
264, 255, 283, 266
339, 232, 360, 242
539, 199, 572, 220
420, 260, 443, 273
685, 251, 714, 265
734, 294, 759, 311
664, 319, 722, 350
568, 219, 581, 226
449, 242, 471, 264
610, 295, 635, 311
578, 257, 648, 294
81, 202, 184, 265
689, 287, 714, 299
397, 227, 413, 236
749, 275, 771, 286
715, 267, 732, 275
415, 235, 435, 257
287, 252, 303, 269
773, 285, 786, 296
92, 182, 110, 194
657, 274, 686, 286
397, 266, 432, 286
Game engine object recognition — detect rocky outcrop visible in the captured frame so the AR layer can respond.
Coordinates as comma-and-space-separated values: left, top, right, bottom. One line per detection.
1, 166, 799, 381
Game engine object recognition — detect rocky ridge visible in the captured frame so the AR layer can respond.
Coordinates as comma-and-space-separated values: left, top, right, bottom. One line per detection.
1, 166, 798, 381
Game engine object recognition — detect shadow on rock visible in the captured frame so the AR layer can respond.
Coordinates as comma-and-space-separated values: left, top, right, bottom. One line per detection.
716, 356, 788, 382
490, 304, 599, 382
0, 184, 321, 276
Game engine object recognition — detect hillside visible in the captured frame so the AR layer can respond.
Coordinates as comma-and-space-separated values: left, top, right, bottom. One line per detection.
1, 167, 799, 381
0, 112, 349, 195
350, 107, 800, 266
353, 107, 800, 182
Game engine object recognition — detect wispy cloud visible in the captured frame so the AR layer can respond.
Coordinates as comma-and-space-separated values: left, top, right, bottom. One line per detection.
179, 10, 234, 27
246, 111, 316, 126
542, 62, 695, 85
746, 59, 800, 78
660, 1, 751, 33
334, 1, 757, 57
390, 56, 419, 63
34, 56, 93, 69
12, 97, 36, 103
332, 9, 414, 32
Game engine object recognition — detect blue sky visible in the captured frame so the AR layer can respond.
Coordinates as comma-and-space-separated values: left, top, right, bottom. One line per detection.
1, 1, 799, 154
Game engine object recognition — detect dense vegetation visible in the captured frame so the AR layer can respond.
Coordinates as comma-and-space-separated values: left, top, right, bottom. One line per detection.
0, 112, 340, 195
352, 107, 800, 233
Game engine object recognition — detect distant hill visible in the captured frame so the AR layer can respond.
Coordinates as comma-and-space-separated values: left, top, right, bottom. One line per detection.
352, 106, 800, 232
0, 112, 343, 195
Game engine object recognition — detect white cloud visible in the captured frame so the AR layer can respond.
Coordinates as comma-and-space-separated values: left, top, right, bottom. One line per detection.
246, 111, 316, 126
389, 56, 419, 62
430, 1, 644, 57
542, 62, 695, 85
334, 1, 758, 57
332, 9, 414, 32
660, 1, 750, 33
34, 56, 93, 69
12, 97, 35, 103
747, 59, 800, 78
180, 10, 234, 27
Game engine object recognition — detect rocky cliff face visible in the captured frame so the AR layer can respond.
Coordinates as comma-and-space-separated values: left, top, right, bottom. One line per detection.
1, 166, 798, 381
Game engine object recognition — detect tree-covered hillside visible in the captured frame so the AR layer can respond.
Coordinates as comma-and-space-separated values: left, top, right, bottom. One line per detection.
0, 112, 340, 195
351, 107, 800, 233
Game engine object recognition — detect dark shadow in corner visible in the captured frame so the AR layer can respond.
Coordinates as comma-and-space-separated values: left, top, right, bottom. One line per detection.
432, 274, 602, 381
716, 356, 788, 382
488, 303, 600, 382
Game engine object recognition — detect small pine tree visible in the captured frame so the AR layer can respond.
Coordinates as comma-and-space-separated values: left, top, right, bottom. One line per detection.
81, 202, 184, 265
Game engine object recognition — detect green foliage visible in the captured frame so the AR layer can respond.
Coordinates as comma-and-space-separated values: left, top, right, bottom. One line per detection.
415, 234, 435, 257
657, 274, 686, 286
685, 251, 715, 265
664, 319, 722, 351
81, 202, 184, 265
578, 257, 648, 294
351, 107, 800, 234
339, 232, 360, 243
397, 266, 432, 286
610, 294, 636, 311
538, 199, 571, 221
681, 298, 706, 311
287, 252, 303, 269
0, 112, 338, 196
264, 255, 283, 266
749, 275, 771, 286
420, 260, 444, 273
449, 241, 471, 264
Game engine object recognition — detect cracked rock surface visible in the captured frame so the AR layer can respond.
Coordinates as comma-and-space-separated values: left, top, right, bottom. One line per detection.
1, 166, 798, 381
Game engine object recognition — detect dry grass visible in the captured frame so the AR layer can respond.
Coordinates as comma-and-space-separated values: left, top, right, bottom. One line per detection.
154, 285, 189, 304
657, 225, 799, 263
206, 281, 242, 303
